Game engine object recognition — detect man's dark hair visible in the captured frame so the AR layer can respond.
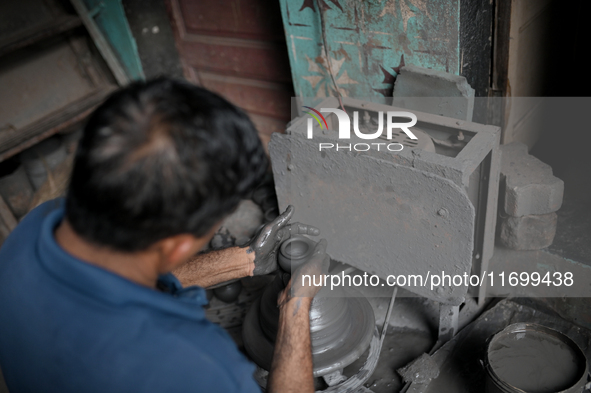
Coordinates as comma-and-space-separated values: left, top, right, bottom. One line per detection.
66, 78, 268, 252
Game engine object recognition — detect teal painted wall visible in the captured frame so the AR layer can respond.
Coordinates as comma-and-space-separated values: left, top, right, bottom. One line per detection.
83, 0, 145, 81
279, 0, 460, 98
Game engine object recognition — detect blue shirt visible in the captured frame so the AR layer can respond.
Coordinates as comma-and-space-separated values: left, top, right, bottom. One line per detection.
0, 199, 260, 393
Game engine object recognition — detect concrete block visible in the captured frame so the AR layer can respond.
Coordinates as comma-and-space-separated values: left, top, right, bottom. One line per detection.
501, 142, 564, 216
392, 64, 475, 121
499, 213, 557, 250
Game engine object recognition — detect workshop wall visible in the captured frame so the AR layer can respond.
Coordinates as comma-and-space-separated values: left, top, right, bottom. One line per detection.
279, 0, 462, 99
122, 0, 184, 79
165, 0, 295, 148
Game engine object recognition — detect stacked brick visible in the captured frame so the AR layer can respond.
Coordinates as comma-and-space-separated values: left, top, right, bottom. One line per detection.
498, 143, 564, 250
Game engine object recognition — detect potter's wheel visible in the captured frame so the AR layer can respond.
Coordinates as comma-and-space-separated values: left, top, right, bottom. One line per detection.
242, 289, 375, 377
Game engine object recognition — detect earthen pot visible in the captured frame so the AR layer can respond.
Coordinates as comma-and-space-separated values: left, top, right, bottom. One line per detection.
277, 235, 317, 272
213, 280, 242, 303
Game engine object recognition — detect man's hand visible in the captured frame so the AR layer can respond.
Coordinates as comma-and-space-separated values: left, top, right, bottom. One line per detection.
245, 205, 320, 276
278, 239, 329, 306
267, 239, 329, 393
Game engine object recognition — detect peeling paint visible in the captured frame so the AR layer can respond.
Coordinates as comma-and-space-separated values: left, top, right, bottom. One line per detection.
279, 0, 460, 98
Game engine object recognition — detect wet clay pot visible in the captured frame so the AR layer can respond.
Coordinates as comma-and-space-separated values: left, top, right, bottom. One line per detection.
243, 273, 375, 377
277, 235, 317, 272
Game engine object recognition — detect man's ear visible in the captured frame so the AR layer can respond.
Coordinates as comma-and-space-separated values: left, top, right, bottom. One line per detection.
154, 223, 221, 273
155, 234, 206, 273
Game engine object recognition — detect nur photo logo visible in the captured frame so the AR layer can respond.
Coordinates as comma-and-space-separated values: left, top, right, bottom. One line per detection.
303, 107, 418, 152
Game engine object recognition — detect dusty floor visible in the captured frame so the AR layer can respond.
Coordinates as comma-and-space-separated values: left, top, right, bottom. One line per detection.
344, 326, 434, 392
346, 287, 439, 392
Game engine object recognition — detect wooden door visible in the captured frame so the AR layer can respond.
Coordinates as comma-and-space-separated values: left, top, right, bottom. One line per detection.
166, 0, 294, 148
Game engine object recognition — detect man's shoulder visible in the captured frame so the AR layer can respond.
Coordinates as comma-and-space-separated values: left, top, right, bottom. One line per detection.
18, 198, 64, 226
0, 198, 63, 252
136, 323, 260, 392
73, 316, 261, 392
0, 198, 261, 393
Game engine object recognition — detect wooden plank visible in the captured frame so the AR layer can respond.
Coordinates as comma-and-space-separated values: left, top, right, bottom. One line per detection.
180, 37, 292, 83
199, 72, 291, 120
0, 14, 82, 57
0, 195, 17, 232
167, 0, 293, 144
0, 86, 116, 162
179, 0, 285, 41
69, 0, 130, 85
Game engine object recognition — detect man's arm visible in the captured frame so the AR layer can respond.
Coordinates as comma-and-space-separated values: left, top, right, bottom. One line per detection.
173, 205, 319, 288
267, 297, 314, 393
267, 240, 329, 393
172, 247, 254, 288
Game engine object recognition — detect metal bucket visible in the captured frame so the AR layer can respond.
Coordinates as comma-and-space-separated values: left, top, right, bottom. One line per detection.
484, 323, 589, 393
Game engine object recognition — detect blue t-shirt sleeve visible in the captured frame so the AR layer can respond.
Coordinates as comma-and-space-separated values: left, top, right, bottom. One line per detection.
137, 321, 261, 393
139, 336, 261, 393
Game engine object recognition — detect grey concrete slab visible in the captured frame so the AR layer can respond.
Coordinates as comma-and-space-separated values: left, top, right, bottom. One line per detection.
393, 64, 475, 122
501, 142, 564, 217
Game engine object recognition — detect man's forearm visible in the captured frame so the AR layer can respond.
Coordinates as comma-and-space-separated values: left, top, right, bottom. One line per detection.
267, 297, 314, 393
172, 247, 254, 288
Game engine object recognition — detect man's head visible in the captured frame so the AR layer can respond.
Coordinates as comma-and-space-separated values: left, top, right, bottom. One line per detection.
66, 78, 268, 253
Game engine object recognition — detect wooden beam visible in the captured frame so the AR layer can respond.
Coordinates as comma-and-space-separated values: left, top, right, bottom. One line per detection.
69, 0, 130, 85
0, 195, 17, 232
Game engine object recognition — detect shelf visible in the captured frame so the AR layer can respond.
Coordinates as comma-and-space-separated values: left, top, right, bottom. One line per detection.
0, 14, 82, 58
0, 85, 117, 162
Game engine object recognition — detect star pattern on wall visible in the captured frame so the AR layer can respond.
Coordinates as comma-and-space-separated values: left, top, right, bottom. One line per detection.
300, 0, 344, 12
373, 54, 405, 97
301, 52, 358, 98
378, 0, 430, 32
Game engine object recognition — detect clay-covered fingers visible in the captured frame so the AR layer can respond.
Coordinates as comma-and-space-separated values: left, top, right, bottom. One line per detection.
279, 238, 329, 300
296, 239, 329, 280
290, 240, 329, 298
288, 222, 321, 237
272, 205, 294, 231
